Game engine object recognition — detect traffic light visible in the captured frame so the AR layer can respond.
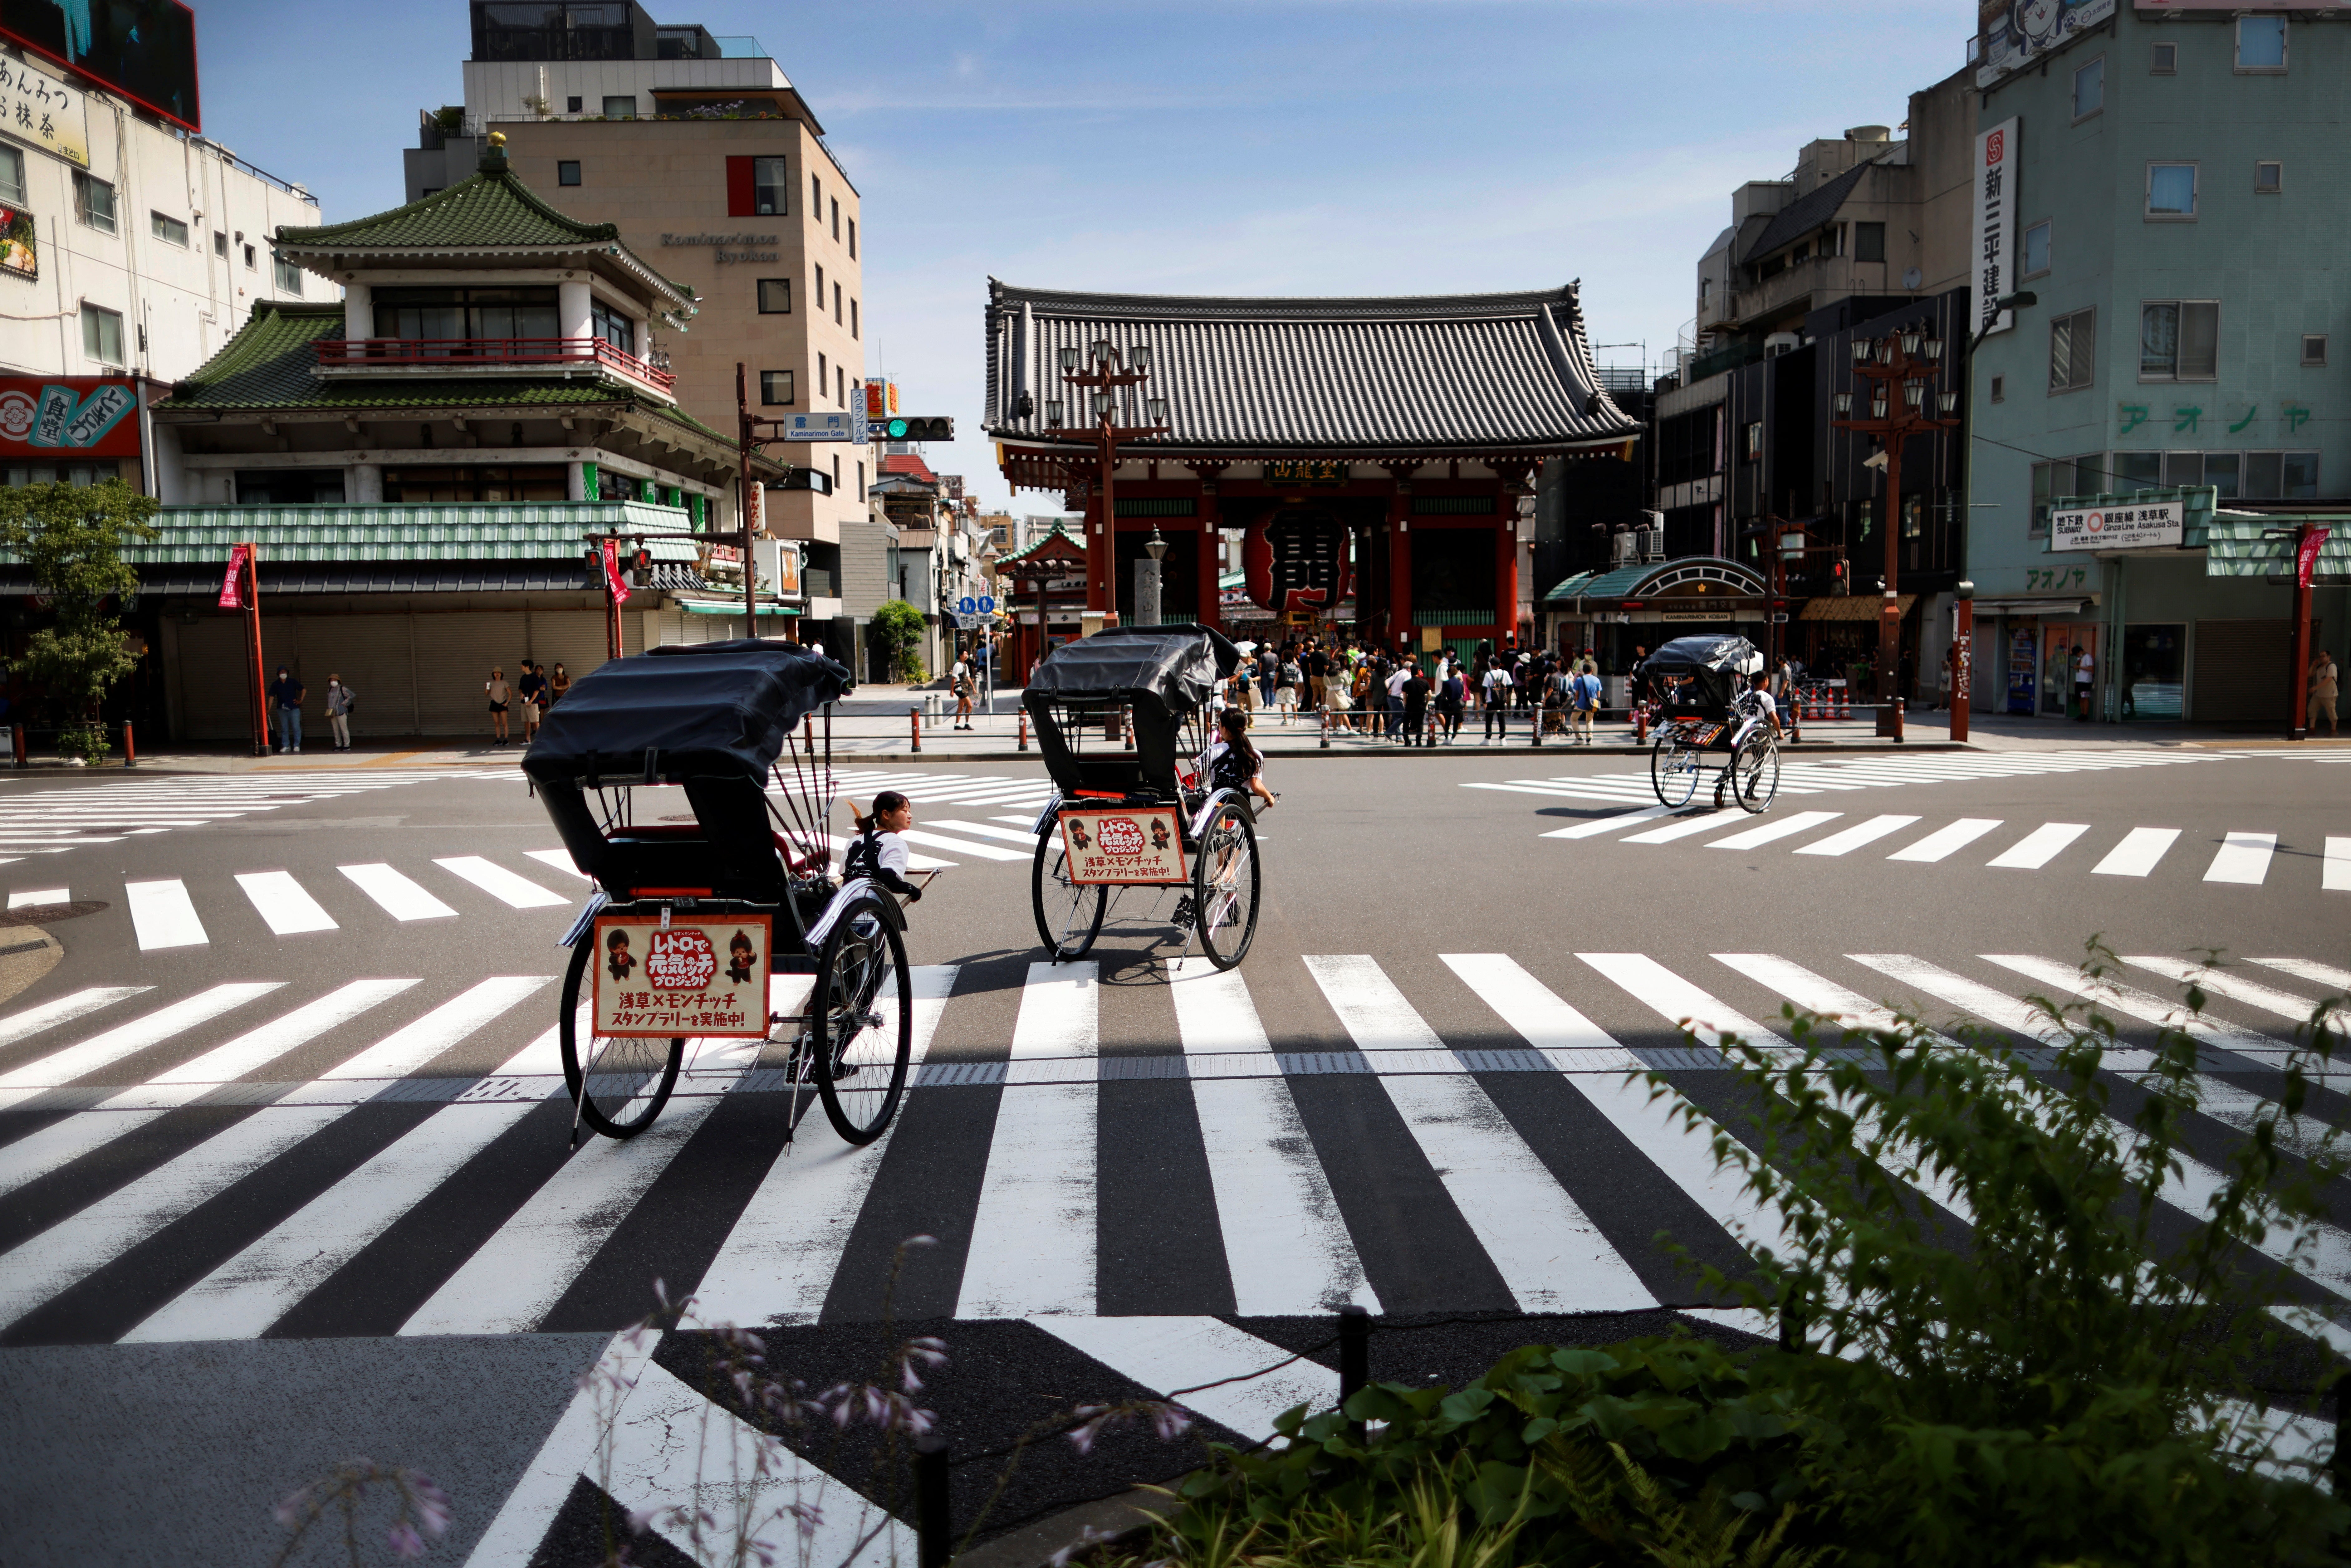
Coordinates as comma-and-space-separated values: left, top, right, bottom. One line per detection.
872, 415, 953, 442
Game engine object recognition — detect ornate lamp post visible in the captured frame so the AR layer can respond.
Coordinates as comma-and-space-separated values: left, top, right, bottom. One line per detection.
1831, 327, 1958, 740
1047, 341, 1170, 619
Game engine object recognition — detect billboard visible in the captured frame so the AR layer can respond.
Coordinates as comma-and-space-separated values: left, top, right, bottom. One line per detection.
1977, 0, 2116, 86
0, 51, 89, 166
0, 203, 34, 283
0, 376, 141, 457
0, 0, 199, 133
1972, 119, 2019, 340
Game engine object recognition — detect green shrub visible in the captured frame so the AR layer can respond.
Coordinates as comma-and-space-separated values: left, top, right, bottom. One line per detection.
871, 599, 928, 683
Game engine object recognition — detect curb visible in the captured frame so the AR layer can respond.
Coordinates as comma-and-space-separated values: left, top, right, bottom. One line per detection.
951, 1485, 1176, 1568
840, 741, 1982, 764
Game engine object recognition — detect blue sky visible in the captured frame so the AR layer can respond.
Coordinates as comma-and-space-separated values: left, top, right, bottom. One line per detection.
195, 0, 1965, 511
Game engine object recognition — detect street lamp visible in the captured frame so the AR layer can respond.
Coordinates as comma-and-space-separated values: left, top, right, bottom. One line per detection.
1052, 335, 1175, 620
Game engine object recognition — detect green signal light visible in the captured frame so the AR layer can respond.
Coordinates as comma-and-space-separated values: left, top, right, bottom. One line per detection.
883, 418, 909, 439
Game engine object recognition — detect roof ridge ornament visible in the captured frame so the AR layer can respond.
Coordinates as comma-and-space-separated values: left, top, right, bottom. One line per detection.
480, 130, 510, 176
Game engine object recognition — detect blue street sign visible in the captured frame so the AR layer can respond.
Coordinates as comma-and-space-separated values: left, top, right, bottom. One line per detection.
957, 596, 977, 615
977, 595, 996, 613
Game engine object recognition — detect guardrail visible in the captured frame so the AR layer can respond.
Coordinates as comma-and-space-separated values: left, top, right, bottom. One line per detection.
312, 336, 677, 393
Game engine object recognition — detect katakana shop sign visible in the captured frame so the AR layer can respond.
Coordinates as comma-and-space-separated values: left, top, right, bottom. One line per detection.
592, 914, 772, 1039
0, 50, 88, 167
0, 377, 140, 457
1242, 507, 1351, 613
1059, 808, 1188, 885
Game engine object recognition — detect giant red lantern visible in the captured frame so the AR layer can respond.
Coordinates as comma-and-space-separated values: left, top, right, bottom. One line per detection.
1242, 508, 1350, 613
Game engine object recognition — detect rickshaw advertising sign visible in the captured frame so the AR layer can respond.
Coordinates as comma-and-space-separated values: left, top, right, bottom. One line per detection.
593, 914, 772, 1038
1060, 809, 1187, 885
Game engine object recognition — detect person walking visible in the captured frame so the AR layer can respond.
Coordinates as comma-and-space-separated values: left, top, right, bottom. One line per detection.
950, 651, 975, 730
2312, 650, 2340, 736
1571, 662, 1601, 743
548, 662, 572, 707
1306, 642, 1329, 713
1436, 662, 1466, 743
324, 674, 355, 752
1383, 657, 1412, 743
2073, 644, 2096, 721
517, 661, 548, 743
1480, 657, 1511, 740
1400, 660, 1431, 747
1276, 651, 1301, 724
486, 666, 512, 745
269, 665, 305, 754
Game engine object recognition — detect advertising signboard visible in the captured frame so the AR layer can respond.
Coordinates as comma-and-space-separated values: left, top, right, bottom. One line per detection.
1978, 0, 2116, 86
2051, 499, 2185, 552
0, 51, 88, 166
0, 203, 35, 283
1058, 808, 1188, 885
1972, 118, 2019, 340
592, 914, 771, 1039
0, 376, 140, 457
0, 0, 199, 133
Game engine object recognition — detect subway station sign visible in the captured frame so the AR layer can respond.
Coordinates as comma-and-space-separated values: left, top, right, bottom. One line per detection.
2051, 499, 2185, 552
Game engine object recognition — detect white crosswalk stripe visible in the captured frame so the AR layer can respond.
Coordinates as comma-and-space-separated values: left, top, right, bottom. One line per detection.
6, 887, 67, 909
0, 771, 502, 857
1466, 747, 2223, 813
1887, 818, 2003, 863
2205, 831, 2277, 884
2094, 826, 2181, 877
3, 941, 2350, 1346
125, 878, 208, 950
1985, 822, 2089, 869
235, 871, 338, 935
340, 862, 459, 921
433, 856, 571, 909
1795, 814, 1921, 857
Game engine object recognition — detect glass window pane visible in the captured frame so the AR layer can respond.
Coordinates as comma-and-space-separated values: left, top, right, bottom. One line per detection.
0, 146, 23, 205
752, 157, 787, 216
2283, 452, 2320, 500
2031, 461, 2052, 537
557, 161, 581, 186
2243, 451, 2283, 499
2074, 56, 2104, 116
2117, 451, 2163, 491
2050, 317, 2072, 389
2149, 164, 2196, 215
2162, 451, 2202, 489
602, 95, 637, 118
2140, 302, 2178, 375
757, 278, 790, 313
760, 370, 794, 405
2178, 302, 2218, 379
2202, 452, 2239, 497
2121, 625, 2185, 720
2022, 221, 2050, 276
1854, 221, 1884, 263
2238, 15, 2285, 68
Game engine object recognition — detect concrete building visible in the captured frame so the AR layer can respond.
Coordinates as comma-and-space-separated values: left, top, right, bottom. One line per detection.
1966, 0, 2349, 725
0, 28, 320, 487
402, 1, 869, 650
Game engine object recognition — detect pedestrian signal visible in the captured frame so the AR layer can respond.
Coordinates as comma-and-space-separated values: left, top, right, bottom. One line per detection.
874, 415, 953, 441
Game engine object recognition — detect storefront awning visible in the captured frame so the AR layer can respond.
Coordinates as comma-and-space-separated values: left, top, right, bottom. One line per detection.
1800, 594, 1915, 622
679, 598, 800, 616
1969, 598, 2090, 616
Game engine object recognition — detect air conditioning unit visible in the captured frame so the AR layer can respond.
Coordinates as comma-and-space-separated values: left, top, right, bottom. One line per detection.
1763, 332, 1802, 359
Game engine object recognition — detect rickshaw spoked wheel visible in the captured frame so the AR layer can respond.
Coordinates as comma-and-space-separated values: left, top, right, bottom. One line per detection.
1650, 724, 1702, 809
810, 893, 913, 1146
1732, 730, 1780, 815
1031, 831, 1105, 961
559, 937, 684, 1139
1191, 795, 1260, 971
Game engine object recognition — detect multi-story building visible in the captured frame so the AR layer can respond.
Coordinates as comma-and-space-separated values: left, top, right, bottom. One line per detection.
1966, 0, 2349, 724
402, 1, 869, 654
0, 17, 319, 488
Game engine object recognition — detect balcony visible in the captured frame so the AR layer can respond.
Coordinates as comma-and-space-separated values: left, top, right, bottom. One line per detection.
311, 337, 677, 400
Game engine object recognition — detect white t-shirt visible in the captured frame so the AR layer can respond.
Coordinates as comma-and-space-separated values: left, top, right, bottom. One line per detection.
1385, 667, 1412, 698
2075, 652, 2094, 682
850, 829, 910, 882
951, 660, 969, 685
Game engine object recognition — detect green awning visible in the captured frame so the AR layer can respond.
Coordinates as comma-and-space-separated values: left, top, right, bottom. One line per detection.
678, 599, 800, 616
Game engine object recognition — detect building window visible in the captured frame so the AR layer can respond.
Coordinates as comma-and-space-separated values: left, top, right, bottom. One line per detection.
814, 264, 824, 313
1851, 221, 1885, 264
819, 352, 828, 399
150, 211, 189, 247
2304, 334, 2328, 368
376, 285, 560, 339
2049, 307, 2095, 392
243, 243, 257, 269
850, 298, 858, 339
830, 197, 839, 241
1742, 421, 1762, 462
566, 95, 583, 113
848, 217, 856, 259
837, 365, 846, 404
72, 172, 117, 234
81, 303, 124, 366
557, 160, 581, 186
760, 370, 794, 404
2150, 41, 2176, 74
236, 468, 350, 504
2030, 456, 2101, 536
757, 278, 791, 314
748, 156, 787, 216
832, 455, 841, 491
2072, 55, 2104, 120
2116, 451, 2162, 491
602, 95, 637, 118
811, 172, 821, 215
590, 297, 635, 354
2236, 15, 2286, 71
2255, 160, 2282, 194
2021, 220, 2051, 279
833, 282, 842, 324
381, 465, 566, 503
2139, 301, 2217, 380
0, 146, 22, 205
274, 255, 303, 295
1990, 374, 2005, 403
213, 230, 227, 257
2146, 162, 2197, 219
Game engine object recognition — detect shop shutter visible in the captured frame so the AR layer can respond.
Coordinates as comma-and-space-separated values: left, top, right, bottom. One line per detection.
294, 614, 419, 736
2190, 618, 2320, 723
643, 608, 684, 650
171, 616, 270, 740
524, 609, 614, 689
412, 610, 529, 736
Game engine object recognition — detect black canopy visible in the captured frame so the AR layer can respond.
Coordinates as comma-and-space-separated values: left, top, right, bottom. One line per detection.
1635, 635, 1762, 717
523, 639, 851, 785
1025, 624, 1243, 717
1643, 635, 1763, 673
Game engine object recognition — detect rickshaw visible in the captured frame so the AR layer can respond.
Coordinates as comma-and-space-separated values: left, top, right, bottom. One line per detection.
1637, 634, 1782, 813
524, 639, 913, 1148
1023, 624, 1261, 971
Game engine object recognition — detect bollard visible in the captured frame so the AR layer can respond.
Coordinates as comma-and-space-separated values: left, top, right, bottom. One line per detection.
1530, 702, 1541, 748
10, 723, 21, 769
1634, 706, 1647, 744
913, 1434, 952, 1568
1319, 705, 1330, 750
1338, 1305, 1370, 1441
909, 706, 922, 755
123, 721, 135, 768
1017, 710, 1030, 752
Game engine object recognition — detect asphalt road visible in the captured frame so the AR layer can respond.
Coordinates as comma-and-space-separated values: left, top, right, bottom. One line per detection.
0, 740, 2345, 1565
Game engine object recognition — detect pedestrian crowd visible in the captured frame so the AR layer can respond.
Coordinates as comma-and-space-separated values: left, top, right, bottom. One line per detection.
1216, 635, 1619, 746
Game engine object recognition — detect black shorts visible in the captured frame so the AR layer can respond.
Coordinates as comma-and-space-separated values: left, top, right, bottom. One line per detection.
489, 701, 508, 714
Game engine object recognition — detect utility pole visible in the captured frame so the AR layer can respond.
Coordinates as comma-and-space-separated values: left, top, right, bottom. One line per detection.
1045, 342, 1169, 620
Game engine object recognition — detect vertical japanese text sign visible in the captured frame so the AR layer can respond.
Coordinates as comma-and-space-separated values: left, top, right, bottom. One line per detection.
1973, 118, 2019, 339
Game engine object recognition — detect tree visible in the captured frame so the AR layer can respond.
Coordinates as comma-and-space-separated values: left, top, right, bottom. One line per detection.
870, 599, 928, 683
0, 479, 158, 763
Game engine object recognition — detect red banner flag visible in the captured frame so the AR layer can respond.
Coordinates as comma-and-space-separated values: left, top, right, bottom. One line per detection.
218, 543, 249, 609
602, 538, 631, 606
2298, 526, 2332, 589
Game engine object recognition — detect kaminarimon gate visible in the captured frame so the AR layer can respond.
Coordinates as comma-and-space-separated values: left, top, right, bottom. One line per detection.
984, 281, 1640, 669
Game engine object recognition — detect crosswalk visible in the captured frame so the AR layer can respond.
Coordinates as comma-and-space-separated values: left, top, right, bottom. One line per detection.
811, 768, 1058, 869
1467, 747, 2231, 811
0, 771, 501, 860
1533, 804, 2346, 891
2, 941, 2346, 1346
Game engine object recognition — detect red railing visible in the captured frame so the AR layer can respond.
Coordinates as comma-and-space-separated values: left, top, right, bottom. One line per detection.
312, 336, 676, 392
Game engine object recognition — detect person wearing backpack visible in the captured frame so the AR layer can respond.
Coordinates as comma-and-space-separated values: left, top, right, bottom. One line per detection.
1571, 664, 1602, 744
325, 674, 356, 752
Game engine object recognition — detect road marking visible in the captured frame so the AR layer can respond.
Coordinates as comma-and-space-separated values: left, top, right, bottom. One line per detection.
1886, 818, 2004, 863
1981, 953, 2283, 1058
1307, 955, 1654, 1313
2253, 957, 2351, 992
0, 986, 148, 1051
6, 887, 66, 909
152, 979, 424, 1085
433, 856, 571, 909
1794, 815, 1922, 857
1985, 822, 2090, 870
1169, 959, 1373, 1316
897, 828, 1031, 862
2093, 827, 2182, 877
0, 982, 285, 1094
2328, 838, 2351, 893
1576, 952, 1771, 1052
306, 975, 554, 1085
1039, 1316, 1342, 1443
955, 962, 1099, 1317
2204, 832, 2277, 885
1621, 810, 1740, 845
2122, 955, 2345, 1030
923, 819, 1043, 846
1705, 811, 1841, 851
125, 879, 208, 950
459, 1331, 664, 1568
1541, 806, 1676, 839
234, 871, 339, 935
524, 850, 591, 881
338, 863, 457, 921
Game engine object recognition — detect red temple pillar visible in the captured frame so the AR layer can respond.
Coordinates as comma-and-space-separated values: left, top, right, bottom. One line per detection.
1080, 485, 1108, 613
1386, 479, 1413, 649
1495, 509, 1519, 647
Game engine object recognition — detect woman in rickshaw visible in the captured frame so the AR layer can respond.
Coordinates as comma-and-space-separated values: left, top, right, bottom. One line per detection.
842, 789, 927, 904
1198, 708, 1279, 816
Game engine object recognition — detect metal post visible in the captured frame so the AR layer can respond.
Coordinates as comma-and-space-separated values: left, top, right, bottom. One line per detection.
1338, 1305, 1369, 1440
913, 1434, 952, 1568
1320, 704, 1330, 750
123, 721, 135, 767
10, 724, 22, 769
1018, 709, 1029, 752
910, 706, 921, 754
736, 364, 760, 642
2290, 522, 2317, 741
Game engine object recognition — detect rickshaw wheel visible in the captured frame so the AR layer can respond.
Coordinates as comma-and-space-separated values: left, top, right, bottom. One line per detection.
1650, 726, 1701, 808
1192, 796, 1260, 971
811, 893, 913, 1146
1031, 832, 1105, 961
559, 937, 684, 1139
1732, 731, 1780, 815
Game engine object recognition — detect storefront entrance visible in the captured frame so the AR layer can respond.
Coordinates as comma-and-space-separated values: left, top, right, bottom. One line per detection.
2039, 623, 2099, 719
2119, 624, 2185, 720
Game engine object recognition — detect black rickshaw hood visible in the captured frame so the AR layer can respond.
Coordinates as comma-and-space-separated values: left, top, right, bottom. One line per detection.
1024, 623, 1243, 718
523, 638, 852, 785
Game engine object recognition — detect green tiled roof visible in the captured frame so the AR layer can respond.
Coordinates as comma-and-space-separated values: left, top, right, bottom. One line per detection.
111, 500, 702, 565
998, 522, 1083, 564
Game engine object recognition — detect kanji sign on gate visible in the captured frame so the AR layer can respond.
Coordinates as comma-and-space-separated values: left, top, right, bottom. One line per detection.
1242, 508, 1351, 613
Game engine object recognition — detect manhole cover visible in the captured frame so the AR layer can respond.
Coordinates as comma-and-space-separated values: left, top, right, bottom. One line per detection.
0, 901, 105, 926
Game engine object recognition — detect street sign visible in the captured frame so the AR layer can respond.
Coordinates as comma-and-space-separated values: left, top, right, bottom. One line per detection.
977, 595, 996, 613
779, 410, 864, 442
957, 596, 976, 615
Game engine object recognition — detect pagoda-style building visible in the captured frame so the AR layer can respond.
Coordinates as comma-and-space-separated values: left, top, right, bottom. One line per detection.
983, 281, 1639, 658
